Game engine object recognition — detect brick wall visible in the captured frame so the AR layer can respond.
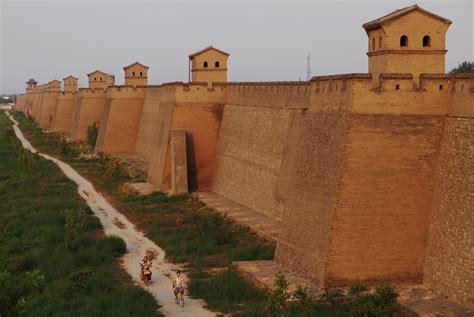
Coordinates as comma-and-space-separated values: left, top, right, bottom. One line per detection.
51, 92, 76, 132
135, 88, 161, 161
95, 87, 146, 154
146, 101, 174, 187
324, 114, 445, 286
212, 104, 292, 221
37, 92, 60, 128
275, 111, 348, 285
70, 89, 107, 141
424, 117, 474, 308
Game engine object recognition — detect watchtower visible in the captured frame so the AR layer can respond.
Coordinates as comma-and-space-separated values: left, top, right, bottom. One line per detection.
363, 4, 452, 83
26, 78, 38, 92
123, 62, 149, 86
47, 80, 61, 92
87, 70, 114, 89
188, 46, 229, 84
63, 76, 78, 92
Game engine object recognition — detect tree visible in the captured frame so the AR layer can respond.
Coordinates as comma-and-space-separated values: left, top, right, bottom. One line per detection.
450, 61, 473, 73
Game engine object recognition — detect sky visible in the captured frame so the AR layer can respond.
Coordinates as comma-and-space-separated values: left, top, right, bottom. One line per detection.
1, 0, 472, 94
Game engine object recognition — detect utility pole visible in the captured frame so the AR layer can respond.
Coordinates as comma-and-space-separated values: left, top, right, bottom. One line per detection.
306, 53, 311, 81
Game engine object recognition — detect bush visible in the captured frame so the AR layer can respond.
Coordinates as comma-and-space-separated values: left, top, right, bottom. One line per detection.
97, 236, 127, 255
86, 121, 99, 147
189, 267, 266, 313
266, 271, 290, 315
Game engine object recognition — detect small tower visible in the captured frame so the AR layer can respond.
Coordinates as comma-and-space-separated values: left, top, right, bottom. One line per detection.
26, 78, 38, 92
188, 46, 229, 84
123, 62, 149, 86
87, 70, 114, 89
363, 4, 452, 83
63, 76, 78, 92
47, 80, 61, 92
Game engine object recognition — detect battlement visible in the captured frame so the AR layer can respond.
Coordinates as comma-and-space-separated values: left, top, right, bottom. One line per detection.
77, 88, 107, 98
58, 91, 76, 97
225, 81, 310, 109
105, 85, 147, 99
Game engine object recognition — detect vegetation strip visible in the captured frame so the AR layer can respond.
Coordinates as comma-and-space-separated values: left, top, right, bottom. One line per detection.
0, 112, 160, 316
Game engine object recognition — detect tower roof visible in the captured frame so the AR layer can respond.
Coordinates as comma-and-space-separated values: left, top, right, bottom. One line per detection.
48, 79, 61, 85
123, 61, 149, 70
87, 70, 109, 77
362, 4, 452, 32
26, 78, 37, 84
63, 75, 79, 80
188, 46, 230, 59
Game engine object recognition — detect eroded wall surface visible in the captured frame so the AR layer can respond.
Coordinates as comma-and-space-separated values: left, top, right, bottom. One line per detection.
38, 92, 60, 128
424, 116, 473, 309
212, 104, 292, 221
70, 89, 107, 141
324, 114, 445, 286
274, 112, 348, 285
51, 92, 76, 132
95, 87, 146, 154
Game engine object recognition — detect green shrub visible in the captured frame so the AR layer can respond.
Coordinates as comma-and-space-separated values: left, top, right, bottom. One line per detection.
189, 267, 267, 313
97, 236, 127, 255
266, 271, 290, 315
86, 121, 99, 147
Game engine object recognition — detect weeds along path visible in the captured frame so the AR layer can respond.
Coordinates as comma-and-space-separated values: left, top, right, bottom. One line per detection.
6, 112, 215, 317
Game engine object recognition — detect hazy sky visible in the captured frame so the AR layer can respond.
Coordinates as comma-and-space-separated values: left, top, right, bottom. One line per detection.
1, 0, 472, 94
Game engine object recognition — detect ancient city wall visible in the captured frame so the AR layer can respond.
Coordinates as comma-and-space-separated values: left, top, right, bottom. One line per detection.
14, 94, 25, 111
31, 92, 44, 120
51, 92, 76, 132
212, 104, 293, 221
70, 88, 107, 141
145, 82, 227, 191
135, 87, 163, 162
144, 84, 177, 188
95, 86, 146, 154
226, 82, 310, 109
274, 111, 349, 284
37, 92, 60, 128
324, 114, 445, 286
423, 116, 473, 309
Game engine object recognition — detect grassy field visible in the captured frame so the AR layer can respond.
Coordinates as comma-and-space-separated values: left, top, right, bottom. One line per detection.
11, 111, 404, 316
0, 112, 161, 316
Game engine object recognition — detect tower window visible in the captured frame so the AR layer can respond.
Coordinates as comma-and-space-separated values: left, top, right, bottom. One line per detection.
215, 61, 220, 68
372, 37, 375, 51
379, 36, 382, 49
132, 72, 135, 76
423, 35, 431, 47
400, 35, 408, 47
439, 85, 443, 91
100, 77, 103, 81
94, 77, 97, 81
139, 71, 143, 76
203, 61, 208, 68
396, 84, 400, 90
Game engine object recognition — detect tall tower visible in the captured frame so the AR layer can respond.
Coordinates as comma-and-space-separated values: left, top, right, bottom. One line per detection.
25, 78, 38, 92
87, 70, 114, 89
123, 62, 149, 86
47, 80, 61, 92
63, 76, 78, 92
188, 46, 229, 84
363, 5, 451, 83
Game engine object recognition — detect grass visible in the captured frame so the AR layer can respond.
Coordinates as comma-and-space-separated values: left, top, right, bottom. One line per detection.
11, 111, 406, 316
0, 112, 161, 316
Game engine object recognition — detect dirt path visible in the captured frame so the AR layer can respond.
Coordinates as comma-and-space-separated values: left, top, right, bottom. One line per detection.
7, 113, 215, 317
